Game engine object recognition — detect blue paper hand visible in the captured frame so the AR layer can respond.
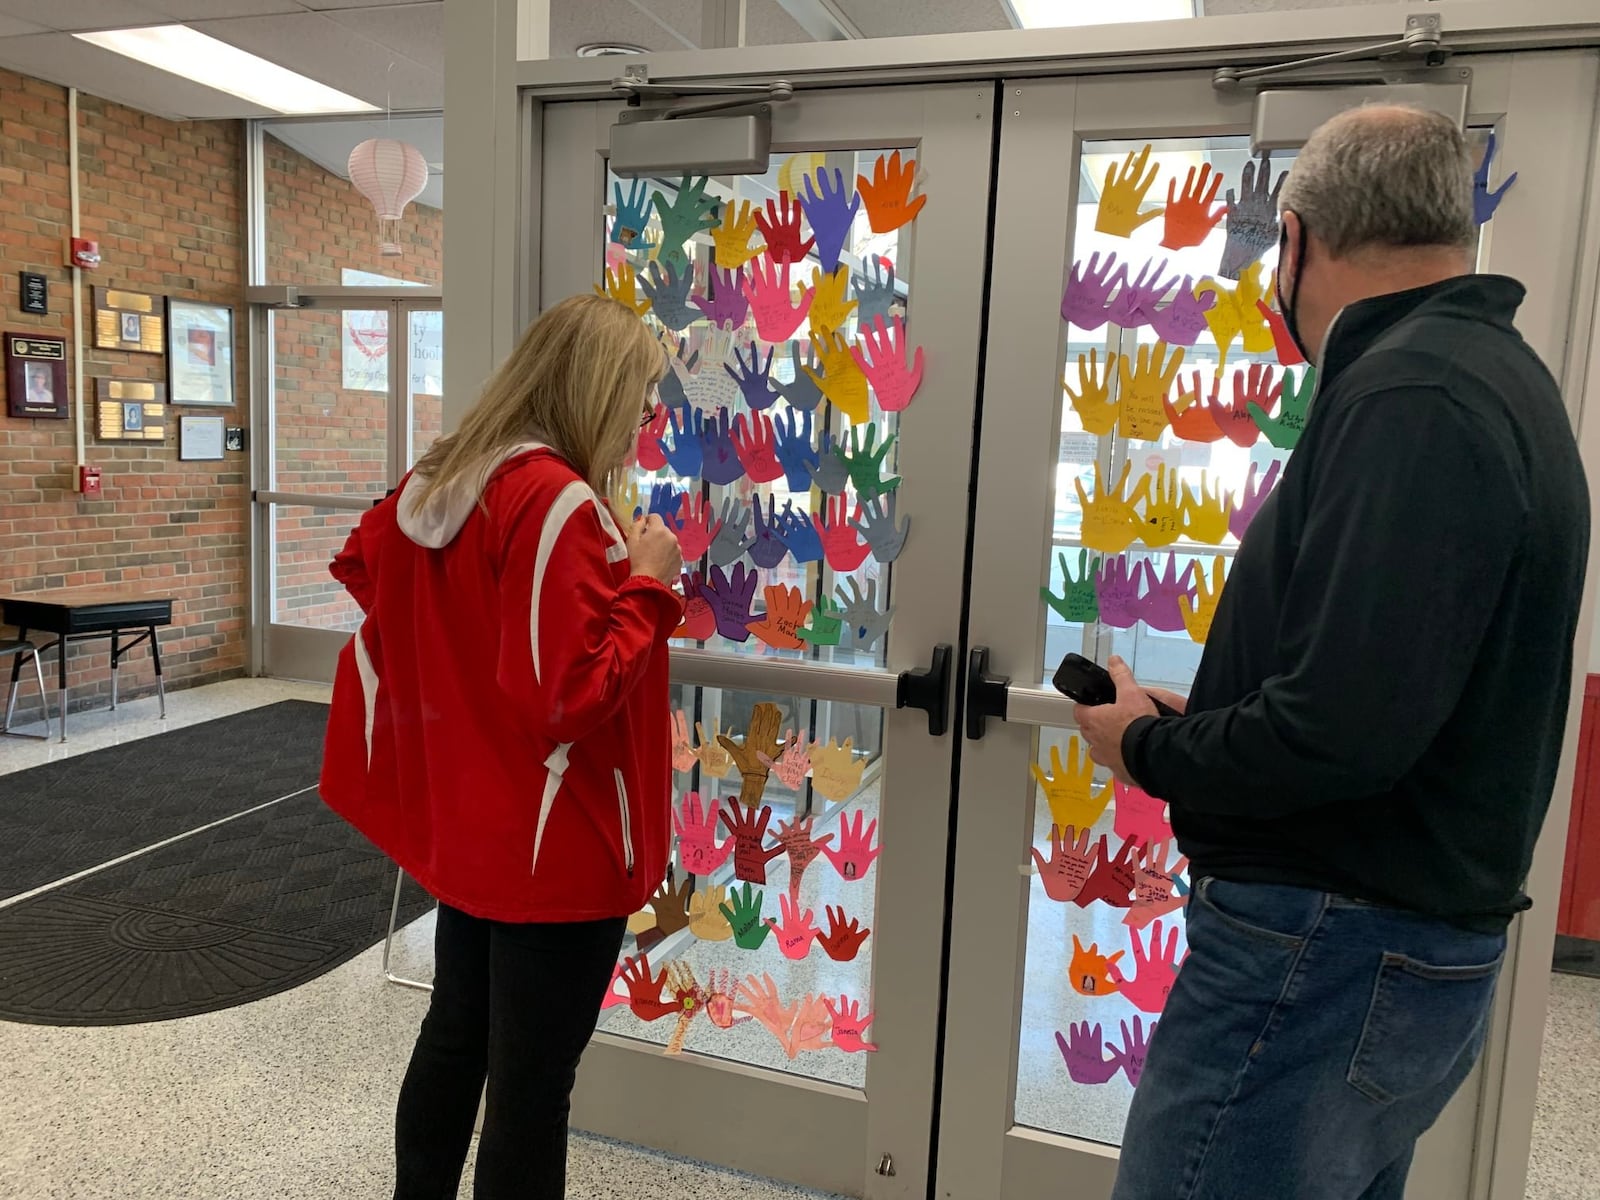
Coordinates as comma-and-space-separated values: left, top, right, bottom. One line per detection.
659, 406, 704, 477
611, 179, 652, 246
748, 495, 790, 570
699, 408, 745, 487
800, 167, 862, 274
1474, 131, 1518, 226
648, 483, 683, 521
725, 342, 781, 411
776, 500, 824, 564
773, 408, 816, 491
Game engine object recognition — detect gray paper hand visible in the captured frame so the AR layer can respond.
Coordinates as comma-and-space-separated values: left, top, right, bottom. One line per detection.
640, 262, 698, 331
806, 428, 850, 496
836, 577, 893, 653
1219, 152, 1285, 280
708, 497, 756, 568
849, 491, 910, 563
776, 340, 824, 412
852, 255, 897, 326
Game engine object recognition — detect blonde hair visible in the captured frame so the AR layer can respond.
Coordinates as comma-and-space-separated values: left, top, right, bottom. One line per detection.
411, 293, 662, 507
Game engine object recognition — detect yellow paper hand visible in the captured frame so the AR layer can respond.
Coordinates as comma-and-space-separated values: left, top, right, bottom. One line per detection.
1195, 277, 1243, 367
1075, 461, 1152, 556
803, 328, 870, 425
1180, 555, 1228, 644
1064, 349, 1119, 436
1095, 144, 1164, 238
712, 199, 763, 269
1117, 340, 1184, 442
695, 719, 735, 778
1141, 463, 1185, 549
1030, 737, 1114, 832
1236, 263, 1273, 354
609, 475, 641, 519
807, 266, 857, 332
688, 886, 734, 941
1181, 471, 1233, 546
594, 261, 652, 316
810, 736, 866, 802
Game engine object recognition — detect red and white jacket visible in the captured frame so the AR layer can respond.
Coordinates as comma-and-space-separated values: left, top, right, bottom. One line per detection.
321, 443, 683, 923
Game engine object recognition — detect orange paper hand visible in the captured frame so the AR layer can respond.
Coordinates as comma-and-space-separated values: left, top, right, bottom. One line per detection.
1160, 163, 1225, 250
856, 149, 927, 234
1070, 933, 1124, 998
749, 585, 813, 652
1163, 370, 1225, 444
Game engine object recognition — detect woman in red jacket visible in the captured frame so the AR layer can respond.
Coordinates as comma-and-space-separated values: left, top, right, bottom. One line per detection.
321, 293, 683, 1199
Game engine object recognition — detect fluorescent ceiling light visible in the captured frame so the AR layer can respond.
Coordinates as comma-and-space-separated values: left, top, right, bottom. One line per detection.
1010, 0, 1195, 27
74, 25, 378, 115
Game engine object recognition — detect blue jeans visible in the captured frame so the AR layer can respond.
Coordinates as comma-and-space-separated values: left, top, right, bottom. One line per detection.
1111, 878, 1505, 1200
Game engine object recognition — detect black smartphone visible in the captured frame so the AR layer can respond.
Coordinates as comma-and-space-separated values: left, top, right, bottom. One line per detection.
1051, 652, 1183, 717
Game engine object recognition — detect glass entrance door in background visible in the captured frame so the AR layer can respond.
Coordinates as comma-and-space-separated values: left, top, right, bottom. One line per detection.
936, 56, 1598, 1199
250, 291, 443, 682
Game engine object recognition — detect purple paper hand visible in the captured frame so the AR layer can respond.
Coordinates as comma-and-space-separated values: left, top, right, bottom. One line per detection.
1230, 458, 1282, 542
1104, 258, 1177, 329
1147, 276, 1217, 347
725, 342, 781, 412
1107, 1016, 1155, 1087
1094, 555, 1143, 630
699, 408, 745, 486
800, 167, 862, 274
1060, 252, 1125, 331
1056, 1021, 1122, 1086
691, 266, 750, 330
699, 563, 759, 642
1136, 557, 1196, 633
747, 494, 790, 570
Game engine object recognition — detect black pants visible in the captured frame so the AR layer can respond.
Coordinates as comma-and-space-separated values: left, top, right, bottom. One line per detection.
394, 904, 626, 1200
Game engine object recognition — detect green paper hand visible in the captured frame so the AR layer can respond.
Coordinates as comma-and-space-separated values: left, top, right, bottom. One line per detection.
1250, 365, 1316, 450
1041, 549, 1100, 624
651, 175, 719, 269
719, 882, 770, 950
797, 595, 844, 647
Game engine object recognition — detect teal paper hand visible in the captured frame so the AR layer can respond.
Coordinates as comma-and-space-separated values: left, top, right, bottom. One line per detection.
652, 175, 719, 268
1041, 549, 1100, 624
611, 178, 652, 245
1250, 364, 1315, 450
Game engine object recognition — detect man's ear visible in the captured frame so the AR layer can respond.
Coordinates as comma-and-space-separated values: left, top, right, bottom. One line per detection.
1278, 210, 1302, 288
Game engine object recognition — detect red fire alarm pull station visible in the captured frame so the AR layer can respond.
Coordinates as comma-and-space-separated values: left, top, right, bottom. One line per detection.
67, 238, 100, 270
79, 465, 101, 497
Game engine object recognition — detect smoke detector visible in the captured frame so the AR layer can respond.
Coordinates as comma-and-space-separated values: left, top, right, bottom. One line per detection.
576, 42, 649, 57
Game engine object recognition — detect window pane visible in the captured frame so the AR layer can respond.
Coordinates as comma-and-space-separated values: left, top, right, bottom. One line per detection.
272, 504, 363, 631
271, 308, 388, 497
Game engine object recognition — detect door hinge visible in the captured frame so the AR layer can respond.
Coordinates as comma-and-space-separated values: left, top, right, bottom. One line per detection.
876, 1152, 896, 1177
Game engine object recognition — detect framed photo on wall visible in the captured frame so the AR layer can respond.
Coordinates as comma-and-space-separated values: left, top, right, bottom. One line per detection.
165, 298, 235, 407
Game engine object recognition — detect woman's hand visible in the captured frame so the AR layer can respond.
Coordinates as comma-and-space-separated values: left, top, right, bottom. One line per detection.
628, 513, 683, 585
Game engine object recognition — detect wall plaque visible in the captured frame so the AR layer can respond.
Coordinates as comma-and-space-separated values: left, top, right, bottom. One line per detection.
19, 271, 47, 315
4, 332, 68, 419
93, 286, 165, 354
95, 378, 167, 442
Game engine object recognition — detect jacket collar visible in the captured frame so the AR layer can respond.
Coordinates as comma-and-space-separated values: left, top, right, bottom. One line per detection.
1317, 274, 1527, 390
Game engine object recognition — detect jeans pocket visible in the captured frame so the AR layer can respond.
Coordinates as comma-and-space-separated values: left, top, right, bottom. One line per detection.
1347, 951, 1504, 1105
1193, 877, 1316, 949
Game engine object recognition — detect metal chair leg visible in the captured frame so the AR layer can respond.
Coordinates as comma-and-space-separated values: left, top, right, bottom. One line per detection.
31, 648, 54, 741
382, 866, 434, 993
1, 648, 52, 741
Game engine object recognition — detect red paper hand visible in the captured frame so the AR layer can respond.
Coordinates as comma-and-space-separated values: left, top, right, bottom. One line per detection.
674, 494, 721, 563
636, 402, 669, 472
1109, 919, 1185, 1015
813, 494, 870, 573
775, 814, 834, 898
753, 192, 814, 264
1163, 370, 1225, 444
1219, 363, 1280, 448
673, 571, 717, 641
824, 994, 878, 1053
819, 904, 871, 962
821, 808, 881, 881
722, 799, 785, 885
732, 411, 784, 484
1256, 296, 1306, 367
621, 954, 680, 1022
1075, 834, 1143, 909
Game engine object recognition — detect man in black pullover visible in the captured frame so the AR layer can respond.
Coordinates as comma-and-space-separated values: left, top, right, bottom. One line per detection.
1079, 106, 1590, 1200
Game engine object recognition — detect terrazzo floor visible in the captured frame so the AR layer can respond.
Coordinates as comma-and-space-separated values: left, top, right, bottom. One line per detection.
0, 678, 1596, 1198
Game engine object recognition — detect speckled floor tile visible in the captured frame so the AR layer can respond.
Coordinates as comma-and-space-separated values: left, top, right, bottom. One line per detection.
1526, 972, 1600, 1200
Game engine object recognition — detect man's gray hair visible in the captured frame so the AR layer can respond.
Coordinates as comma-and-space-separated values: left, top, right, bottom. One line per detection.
1278, 105, 1476, 256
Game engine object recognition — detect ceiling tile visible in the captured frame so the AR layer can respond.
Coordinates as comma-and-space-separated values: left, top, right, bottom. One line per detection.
0, 15, 50, 36
830, 0, 1013, 38
745, 0, 813, 45
0, 0, 169, 32
297, 0, 434, 9
144, 1, 307, 18
549, 0, 696, 56
319, 1, 442, 74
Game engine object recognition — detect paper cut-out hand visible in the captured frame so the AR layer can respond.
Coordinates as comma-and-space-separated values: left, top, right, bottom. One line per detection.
719, 883, 770, 950
853, 255, 897, 326
804, 327, 871, 425
1161, 163, 1226, 250
1095, 554, 1143, 630
1064, 349, 1120, 437
647, 482, 683, 523
601, 962, 629, 1009
1195, 277, 1243, 366
1076, 461, 1152, 556
735, 972, 798, 1042
807, 265, 857, 332
749, 584, 813, 652
674, 494, 720, 561
657, 338, 700, 410
1069, 934, 1124, 998
718, 701, 786, 807
801, 167, 862, 273
674, 571, 717, 641
774, 499, 823, 565
1256, 295, 1305, 366
806, 428, 849, 495
675, 791, 734, 875
652, 176, 720, 269
609, 476, 641, 524
1230, 459, 1282, 542
622, 955, 681, 1022
814, 494, 871, 573
851, 313, 924, 413
1234, 264, 1274, 354
688, 886, 734, 941
1474, 130, 1518, 225
1126, 840, 1189, 931
796, 595, 844, 648
1105, 258, 1176, 330
702, 967, 737, 1029
781, 993, 834, 1059
692, 266, 751, 331
1140, 464, 1184, 549
1109, 919, 1184, 1015
819, 904, 871, 962
858, 149, 926, 233
700, 563, 759, 642
777, 339, 825, 413
837, 424, 900, 499
1251, 364, 1314, 450
824, 995, 877, 1053
734, 414, 784, 487
1032, 823, 1096, 904
1114, 780, 1172, 846
1148, 277, 1217, 348
611, 179, 652, 246
851, 491, 910, 563
776, 815, 834, 897
810, 736, 865, 802
723, 800, 784, 885
695, 718, 735, 778
743, 254, 812, 343
648, 874, 694, 935
1136, 556, 1196, 633
726, 343, 782, 413
1096, 144, 1164, 238
822, 809, 881, 881
764, 892, 821, 961
1118, 340, 1184, 441
639, 261, 698, 332
1041, 548, 1100, 625
1109, 1016, 1154, 1086
699, 408, 745, 487
1076, 834, 1142, 909
1031, 736, 1114, 832
1181, 471, 1233, 545
1180, 555, 1227, 645
1061, 252, 1125, 331
758, 728, 811, 791
836, 577, 893, 653
712, 199, 763, 269
1056, 1022, 1121, 1085
595, 261, 652, 316
708, 497, 755, 568
1220, 153, 1285, 279
635, 403, 669, 473
754, 190, 815, 264
1163, 371, 1225, 444
771, 408, 816, 491
671, 709, 698, 773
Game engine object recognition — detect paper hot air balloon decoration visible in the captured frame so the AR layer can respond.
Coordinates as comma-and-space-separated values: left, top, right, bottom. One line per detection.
347, 137, 429, 256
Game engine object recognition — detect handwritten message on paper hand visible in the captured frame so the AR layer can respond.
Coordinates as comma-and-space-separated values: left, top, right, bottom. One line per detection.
853, 255, 897, 326
1474, 130, 1518, 225
1076, 833, 1142, 909
754, 190, 815, 263
1061, 252, 1125, 332
1076, 461, 1152, 556
722, 800, 785, 885
851, 313, 924, 413
692, 265, 751, 331
819, 904, 871, 962
824, 995, 878, 1053
595, 261, 652, 316
1195, 277, 1243, 366
1136, 556, 1196, 633
1117, 340, 1184, 442
699, 563, 758, 643
808, 265, 858, 332
712, 198, 763, 270
1146, 276, 1217, 349
640, 261, 698, 332
1105, 258, 1177, 330
1095, 144, 1164, 238
671, 709, 698, 773
1031, 823, 1096, 904
822, 809, 881, 881
657, 337, 699, 410
1181, 471, 1233, 546
1095, 554, 1143, 630
804, 327, 871, 425
1032, 735, 1113, 833
674, 791, 733, 875
651, 175, 720, 269
611, 178, 652, 246
1126, 840, 1189, 931
813, 494, 871, 573
735, 419, 784, 493
1180, 556, 1227, 645
698, 408, 744, 486
1251, 364, 1314, 450
718, 882, 770, 950
1070, 934, 1124, 998
1113, 779, 1173, 846
838, 424, 901, 499
776, 815, 834, 898
621, 954, 681, 1022
718, 701, 786, 807
743, 254, 812, 343
758, 728, 811, 791
1139, 464, 1184, 550
695, 718, 735, 777
810, 736, 866, 802
1109, 1016, 1154, 1087
796, 595, 844, 648
688, 885, 735, 941
837, 576, 894, 653
735, 972, 798, 1043
764, 892, 821, 961
674, 572, 717, 641
1041, 548, 1100, 625
1109, 919, 1184, 1015
800, 167, 862, 274
1161, 163, 1226, 251
1230, 459, 1282, 542
749, 584, 813, 652
1219, 153, 1285, 279
726, 343, 782, 414
1064, 349, 1120, 437
1236, 264, 1275, 355
1164, 370, 1224, 445
1056, 1022, 1121, 1086
851, 491, 910, 564
648, 874, 694, 936
674, 494, 720, 562
858, 149, 927, 233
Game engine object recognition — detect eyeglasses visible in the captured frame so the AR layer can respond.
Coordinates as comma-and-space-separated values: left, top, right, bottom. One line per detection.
640, 384, 661, 427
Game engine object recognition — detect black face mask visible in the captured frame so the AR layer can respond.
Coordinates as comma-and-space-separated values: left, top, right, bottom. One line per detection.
1278, 218, 1311, 363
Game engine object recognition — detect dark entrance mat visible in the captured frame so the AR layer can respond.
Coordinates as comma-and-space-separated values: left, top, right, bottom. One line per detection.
0, 788, 433, 1024
0, 700, 331, 901
1553, 933, 1600, 979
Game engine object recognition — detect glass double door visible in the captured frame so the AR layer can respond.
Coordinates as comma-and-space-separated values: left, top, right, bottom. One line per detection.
534, 49, 1598, 1200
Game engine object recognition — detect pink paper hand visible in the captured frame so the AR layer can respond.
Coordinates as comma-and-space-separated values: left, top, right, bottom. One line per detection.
670, 708, 698, 773
775, 815, 834, 899
850, 313, 924, 412
823, 994, 878, 1053
673, 790, 733, 875
1108, 920, 1184, 1015
1125, 840, 1189, 931
1113, 780, 1173, 846
763, 892, 820, 961
757, 728, 811, 791
1031, 823, 1096, 904
821, 808, 881, 881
